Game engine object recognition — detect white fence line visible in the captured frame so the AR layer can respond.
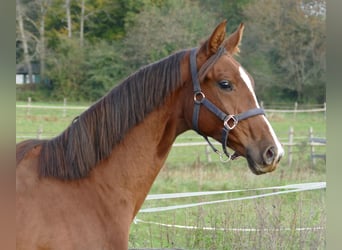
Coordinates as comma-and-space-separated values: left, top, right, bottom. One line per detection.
16, 105, 326, 113
172, 141, 326, 147
15, 135, 327, 147
139, 182, 326, 213
16, 104, 87, 110
145, 182, 325, 201
16, 129, 326, 167
14, 136, 325, 145
134, 219, 324, 232
16, 99, 326, 117
265, 108, 325, 113
134, 182, 326, 232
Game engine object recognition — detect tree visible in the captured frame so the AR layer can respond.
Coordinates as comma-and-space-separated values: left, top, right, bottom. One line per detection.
16, 0, 52, 82
82, 41, 127, 99
197, 0, 252, 31
44, 37, 86, 100
243, 0, 326, 103
38, 0, 51, 81
121, 0, 218, 71
79, 0, 145, 43
16, 0, 33, 83
16, 0, 325, 103
79, 0, 84, 46
65, 0, 72, 38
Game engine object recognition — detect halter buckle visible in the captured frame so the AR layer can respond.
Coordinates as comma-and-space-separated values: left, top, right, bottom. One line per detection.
193, 91, 205, 104
224, 115, 238, 130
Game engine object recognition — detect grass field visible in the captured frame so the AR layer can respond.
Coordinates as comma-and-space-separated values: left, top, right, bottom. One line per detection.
16, 101, 326, 249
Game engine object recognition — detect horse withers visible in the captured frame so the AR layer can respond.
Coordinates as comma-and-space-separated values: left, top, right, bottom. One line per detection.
16, 20, 283, 249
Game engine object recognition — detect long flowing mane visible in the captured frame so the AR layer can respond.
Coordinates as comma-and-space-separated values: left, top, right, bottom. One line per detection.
17, 50, 187, 180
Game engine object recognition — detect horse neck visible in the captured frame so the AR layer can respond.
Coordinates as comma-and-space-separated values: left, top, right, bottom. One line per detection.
91, 88, 188, 217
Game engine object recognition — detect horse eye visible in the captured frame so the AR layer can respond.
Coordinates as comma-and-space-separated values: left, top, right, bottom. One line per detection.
218, 80, 233, 91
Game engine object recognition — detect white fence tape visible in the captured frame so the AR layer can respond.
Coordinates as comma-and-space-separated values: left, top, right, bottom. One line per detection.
16, 104, 87, 110
140, 182, 325, 213
265, 108, 325, 113
135, 182, 325, 232
145, 182, 325, 200
134, 218, 324, 232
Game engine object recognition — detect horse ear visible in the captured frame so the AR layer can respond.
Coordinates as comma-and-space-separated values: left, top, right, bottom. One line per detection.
224, 23, 245, 54
200, 20, 227, 56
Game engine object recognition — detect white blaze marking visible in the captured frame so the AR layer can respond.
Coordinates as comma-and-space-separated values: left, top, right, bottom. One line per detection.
239, 66, 259, 107
239, 66, 284, 159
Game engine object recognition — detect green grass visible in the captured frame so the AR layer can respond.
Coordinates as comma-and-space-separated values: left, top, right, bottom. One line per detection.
130, 158, 325, 249
16, 102, 87, 141
131, 195, 325, 249
16, 102, 326, 249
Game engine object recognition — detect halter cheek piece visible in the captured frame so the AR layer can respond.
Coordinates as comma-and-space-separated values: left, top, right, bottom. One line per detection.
190, 47, 265, 162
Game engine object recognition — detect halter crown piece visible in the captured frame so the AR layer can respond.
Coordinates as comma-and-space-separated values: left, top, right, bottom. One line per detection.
190, 47, 265, 162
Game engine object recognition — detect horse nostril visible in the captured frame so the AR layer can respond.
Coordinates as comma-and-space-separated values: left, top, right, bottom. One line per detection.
263, 146, 276, 165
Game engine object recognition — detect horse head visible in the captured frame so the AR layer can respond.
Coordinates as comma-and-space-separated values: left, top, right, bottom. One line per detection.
183, 20, 284, 174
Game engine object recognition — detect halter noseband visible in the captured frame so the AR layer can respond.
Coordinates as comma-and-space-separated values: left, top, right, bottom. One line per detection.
190, 48, 265, 161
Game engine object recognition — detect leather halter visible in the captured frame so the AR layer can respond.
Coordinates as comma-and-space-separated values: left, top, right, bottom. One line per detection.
190, 47, 265, 161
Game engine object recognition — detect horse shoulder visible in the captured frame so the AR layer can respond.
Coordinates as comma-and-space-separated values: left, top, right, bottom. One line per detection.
16, 144, 41, 194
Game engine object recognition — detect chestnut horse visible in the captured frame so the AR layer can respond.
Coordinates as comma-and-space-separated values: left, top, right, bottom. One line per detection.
16, 20, 284, 249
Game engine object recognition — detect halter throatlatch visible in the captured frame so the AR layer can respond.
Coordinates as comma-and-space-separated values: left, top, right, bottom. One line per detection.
190, 48, 265, 162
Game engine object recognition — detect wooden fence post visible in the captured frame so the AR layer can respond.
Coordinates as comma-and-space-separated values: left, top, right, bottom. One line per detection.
288, 126, 294, 166
37, 126, 43, 139
205, 145, 212, 163
63, 98, 67, 117
27, 97, 31, 116
309, 127, 315, 165
293, 102, 298, 119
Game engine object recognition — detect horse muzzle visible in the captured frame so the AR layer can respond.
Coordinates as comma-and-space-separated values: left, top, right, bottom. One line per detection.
246, 145, 284, 175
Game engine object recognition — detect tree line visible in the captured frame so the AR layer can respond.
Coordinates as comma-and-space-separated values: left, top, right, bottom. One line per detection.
16, 0, 326, 104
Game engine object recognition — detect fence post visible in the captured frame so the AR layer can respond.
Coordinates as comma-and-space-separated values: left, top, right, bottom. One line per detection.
324, 102, 326, 120
63, 98, 67, 117
205, 145, 212, 163
37, 126, 43, 139
288, 126, 294, 166
309, 127, 315, 165
293, 102, 298, 119
27, 97, 31, 116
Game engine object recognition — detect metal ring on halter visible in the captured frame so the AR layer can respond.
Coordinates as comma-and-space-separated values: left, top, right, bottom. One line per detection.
216, 150, 231, 163
224, 115, 238, 130
193, 91, 205, 104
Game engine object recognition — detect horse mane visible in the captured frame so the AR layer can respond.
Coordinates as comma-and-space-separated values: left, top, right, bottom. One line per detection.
17, 50, 187, 180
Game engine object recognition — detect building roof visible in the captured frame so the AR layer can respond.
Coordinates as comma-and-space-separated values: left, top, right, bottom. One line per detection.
16, 62, 40, 74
